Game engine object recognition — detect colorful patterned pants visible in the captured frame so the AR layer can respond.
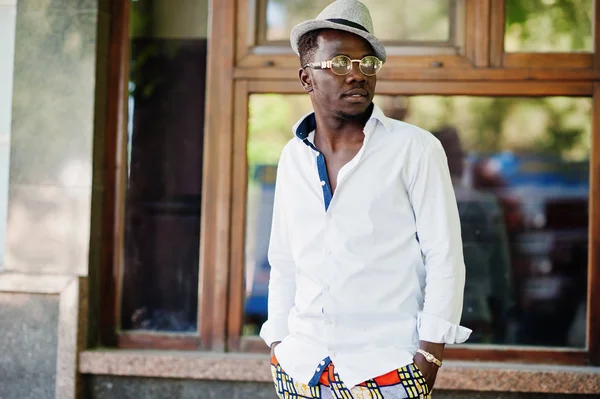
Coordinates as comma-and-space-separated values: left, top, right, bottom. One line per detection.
271, 355, 431, 399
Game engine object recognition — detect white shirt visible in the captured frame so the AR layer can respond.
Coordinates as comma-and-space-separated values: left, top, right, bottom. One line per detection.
260, 104, 471, 389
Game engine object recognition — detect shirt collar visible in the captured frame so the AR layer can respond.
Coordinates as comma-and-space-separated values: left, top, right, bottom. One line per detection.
292, 103, 393, 141
293, 112, 317, 141
368, 103, 392, 133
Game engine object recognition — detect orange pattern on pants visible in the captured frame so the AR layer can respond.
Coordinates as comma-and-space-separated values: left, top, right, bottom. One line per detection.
271, 354, 431, 399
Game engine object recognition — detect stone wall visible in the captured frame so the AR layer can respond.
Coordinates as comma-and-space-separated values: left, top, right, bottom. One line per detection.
0, 292, 59, 399
4, 0, 105, 276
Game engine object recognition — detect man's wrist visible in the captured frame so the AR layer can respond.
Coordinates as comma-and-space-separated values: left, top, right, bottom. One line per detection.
416, 349, 442, 367
418, 340, 445, 362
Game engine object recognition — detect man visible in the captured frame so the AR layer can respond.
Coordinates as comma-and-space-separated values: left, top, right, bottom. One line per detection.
260, 1, 471, 397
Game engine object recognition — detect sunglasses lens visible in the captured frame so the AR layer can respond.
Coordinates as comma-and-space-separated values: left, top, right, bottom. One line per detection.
330, 55, 352, 75
359, 56, 382, 76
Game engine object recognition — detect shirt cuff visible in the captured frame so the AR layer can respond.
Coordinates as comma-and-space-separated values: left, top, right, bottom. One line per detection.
417, 312, 472, 344
259, 318, 289, 347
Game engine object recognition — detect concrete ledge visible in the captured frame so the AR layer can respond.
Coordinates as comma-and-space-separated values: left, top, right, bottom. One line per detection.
0, 273, 73, 294
79, 350, 600, 395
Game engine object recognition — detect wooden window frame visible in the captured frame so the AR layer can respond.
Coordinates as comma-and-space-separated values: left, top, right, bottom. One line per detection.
491, 0, 599, 69
253, 0, 461, 49
98, 0, 238, 351
234, 0, 600, 82
236, 0, 479, 72
227, 79, 600, 365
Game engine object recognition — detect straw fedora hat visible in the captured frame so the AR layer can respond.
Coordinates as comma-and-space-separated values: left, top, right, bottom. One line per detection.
290, 0, 387, 62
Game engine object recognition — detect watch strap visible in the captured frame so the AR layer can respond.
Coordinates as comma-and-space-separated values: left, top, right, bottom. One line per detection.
416, 349, 443, 367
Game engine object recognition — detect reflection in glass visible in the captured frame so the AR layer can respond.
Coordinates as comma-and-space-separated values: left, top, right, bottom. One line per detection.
263, 0, 452, 44
244, 94, 590, 348
504, 0, 593, 52
120, 0, 209, 332
243, 95, 313, 336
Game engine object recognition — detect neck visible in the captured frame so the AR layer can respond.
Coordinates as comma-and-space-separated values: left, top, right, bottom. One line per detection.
313, 103, 374, 151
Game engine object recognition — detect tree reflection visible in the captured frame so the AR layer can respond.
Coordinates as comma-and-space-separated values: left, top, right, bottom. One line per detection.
265, 0, 594, 52
505, 0, 593, 52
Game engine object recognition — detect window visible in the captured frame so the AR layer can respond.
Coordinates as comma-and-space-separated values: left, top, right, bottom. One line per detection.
118, 0, 209, 336
237, 0, 473, 71
243, 95, 314, 336
504, 0, 593, 53
261, 0, 455, 44
242, 93, 591, 349
493, 0, 597, 68
102, 0, 600, 364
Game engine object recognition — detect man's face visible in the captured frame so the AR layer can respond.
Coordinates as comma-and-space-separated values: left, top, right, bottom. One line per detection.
301, 30, 377, 120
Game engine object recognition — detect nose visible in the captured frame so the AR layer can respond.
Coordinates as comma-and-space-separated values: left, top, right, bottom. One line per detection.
345, 61, 366, 83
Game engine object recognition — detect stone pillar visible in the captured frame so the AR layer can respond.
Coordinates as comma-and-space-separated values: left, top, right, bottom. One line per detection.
4, 0, 104, 276
0, 0, 108, 398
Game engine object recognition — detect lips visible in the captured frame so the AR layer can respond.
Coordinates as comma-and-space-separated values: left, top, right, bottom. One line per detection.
343, 88, 368, 97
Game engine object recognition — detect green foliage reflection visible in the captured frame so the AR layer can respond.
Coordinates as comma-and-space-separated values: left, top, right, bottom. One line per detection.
505, 0, 593, 52
247, 95, 591, 171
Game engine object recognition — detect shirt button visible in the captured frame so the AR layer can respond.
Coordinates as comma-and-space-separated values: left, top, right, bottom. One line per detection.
320, 180, 326, 186
320, 361, 326, 366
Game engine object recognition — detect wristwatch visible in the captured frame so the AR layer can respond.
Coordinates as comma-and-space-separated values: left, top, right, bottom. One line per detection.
416, 349, 443, 367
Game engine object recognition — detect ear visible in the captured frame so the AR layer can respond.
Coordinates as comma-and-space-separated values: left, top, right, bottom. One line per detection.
299, 67, 313, 92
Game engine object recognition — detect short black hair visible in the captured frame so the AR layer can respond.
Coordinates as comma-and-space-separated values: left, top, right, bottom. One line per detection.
298, 29, 326, 67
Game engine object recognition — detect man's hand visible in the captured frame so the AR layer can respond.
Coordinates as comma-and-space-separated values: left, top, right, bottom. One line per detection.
413, 341, 444, 391
270, 341, 281, 360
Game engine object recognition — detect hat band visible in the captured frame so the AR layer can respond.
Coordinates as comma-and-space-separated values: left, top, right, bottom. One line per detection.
325, 18, 369, 33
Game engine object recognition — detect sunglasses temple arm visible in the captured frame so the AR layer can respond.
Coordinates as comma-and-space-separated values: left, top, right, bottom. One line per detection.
304, 63, 322, 70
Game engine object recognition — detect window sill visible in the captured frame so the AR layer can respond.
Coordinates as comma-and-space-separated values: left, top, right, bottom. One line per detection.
79, 350, 600, 394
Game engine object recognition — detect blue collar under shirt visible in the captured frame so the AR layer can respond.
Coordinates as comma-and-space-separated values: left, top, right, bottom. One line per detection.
293, 112, 334, 212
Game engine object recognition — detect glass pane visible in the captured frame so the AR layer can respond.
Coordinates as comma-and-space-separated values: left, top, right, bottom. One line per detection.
244, 94, 590, 348
243, 95, 314, 335
505, 0, 593, 52
264, 0, 452, 44
120, 0, 210, 332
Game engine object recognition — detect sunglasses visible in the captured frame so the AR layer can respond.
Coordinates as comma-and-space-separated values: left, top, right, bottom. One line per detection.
304, 55, 383, 77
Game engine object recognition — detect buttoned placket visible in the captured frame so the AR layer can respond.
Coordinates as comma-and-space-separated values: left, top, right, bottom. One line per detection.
301, 122, 376, 385
305, 124, 375, 213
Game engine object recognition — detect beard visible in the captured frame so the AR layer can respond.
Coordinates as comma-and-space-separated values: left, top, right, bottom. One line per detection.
334, 102, 374, 123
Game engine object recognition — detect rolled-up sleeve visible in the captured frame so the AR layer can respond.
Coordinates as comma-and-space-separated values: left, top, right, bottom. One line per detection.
259, 149, 296, 347
408, 137, 472, 344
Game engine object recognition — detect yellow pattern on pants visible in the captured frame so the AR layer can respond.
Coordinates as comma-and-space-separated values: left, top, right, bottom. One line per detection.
270, 358, 431, 399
